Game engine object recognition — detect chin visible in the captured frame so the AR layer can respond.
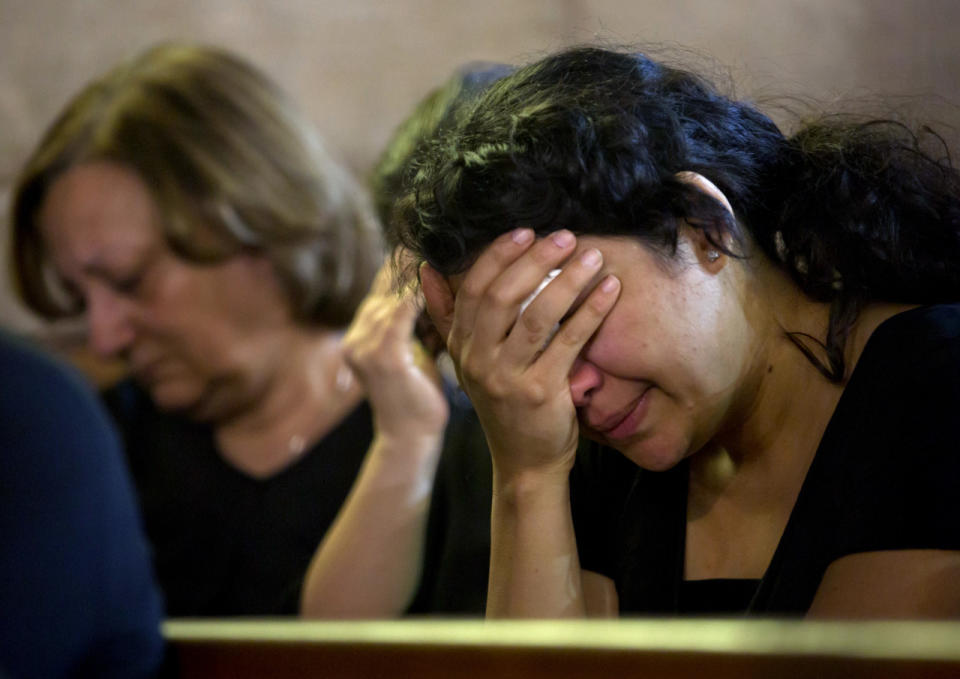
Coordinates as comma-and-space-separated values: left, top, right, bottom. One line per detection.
144, 380, 204, 415
614, 436, 689, 472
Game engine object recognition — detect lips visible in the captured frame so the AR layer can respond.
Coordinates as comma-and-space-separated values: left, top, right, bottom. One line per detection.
591, 404, 637, 434
585, 386, 653, 441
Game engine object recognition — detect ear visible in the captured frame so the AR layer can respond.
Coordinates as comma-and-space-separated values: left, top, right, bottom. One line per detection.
675, 171, 735, 271
682, 226, 728, 272
419, 262, 456, 342
674, 171, 734, 217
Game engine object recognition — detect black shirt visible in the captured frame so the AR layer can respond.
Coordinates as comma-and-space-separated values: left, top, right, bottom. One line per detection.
104, 380, 492, 617
408, 386, 492, 615
571, 304, 960, 615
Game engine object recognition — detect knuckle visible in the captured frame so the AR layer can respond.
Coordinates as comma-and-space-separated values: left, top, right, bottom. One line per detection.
483, 374, 512, 400
484, 284, 515, 309
445, 334, 464, 361
460, 355, 486, 384
461, 278, 486, 300
554, 325, 587, 347
519, 381, 548, 405
518, 312, 546, 336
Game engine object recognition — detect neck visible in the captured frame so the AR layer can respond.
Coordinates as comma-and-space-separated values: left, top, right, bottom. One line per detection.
685, 262, 916, 578
214, 328, 363, 479
694, 262, 841, 508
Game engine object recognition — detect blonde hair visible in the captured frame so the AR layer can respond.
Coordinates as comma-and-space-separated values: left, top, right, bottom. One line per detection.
12, 42, 382, 326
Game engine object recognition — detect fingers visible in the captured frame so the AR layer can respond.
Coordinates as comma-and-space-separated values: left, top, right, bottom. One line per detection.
343, 277, 420, 381
537, 273, 620, 370
451, 228, 535, 341
499, 246, 605, 365
368, 255, 400, 297
458, 229, 578, 354
424, 229, 618, 390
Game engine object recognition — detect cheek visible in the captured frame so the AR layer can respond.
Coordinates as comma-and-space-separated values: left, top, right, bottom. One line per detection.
580, 313, 647, 378
141, 263, 238, 326
132, 272, 224, 357
583, 306, 715, 397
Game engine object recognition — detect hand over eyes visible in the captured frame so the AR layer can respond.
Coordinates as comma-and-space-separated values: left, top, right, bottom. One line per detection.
421, 229, 620, 480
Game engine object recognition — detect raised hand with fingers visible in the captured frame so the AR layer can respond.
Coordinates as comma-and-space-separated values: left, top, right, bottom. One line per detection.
421, 228, 621, 618
301, 253, 451, 618
422, 228, 621, 483
343, 255, 449, 448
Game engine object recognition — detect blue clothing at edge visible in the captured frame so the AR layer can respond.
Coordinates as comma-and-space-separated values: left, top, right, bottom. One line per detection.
0, 331, 164, 678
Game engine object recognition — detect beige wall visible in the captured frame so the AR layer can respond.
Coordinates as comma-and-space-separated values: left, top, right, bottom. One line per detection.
3, 0, 958, 334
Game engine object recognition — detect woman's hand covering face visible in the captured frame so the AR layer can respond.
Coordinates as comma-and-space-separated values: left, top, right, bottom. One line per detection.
421, 228, 621, 480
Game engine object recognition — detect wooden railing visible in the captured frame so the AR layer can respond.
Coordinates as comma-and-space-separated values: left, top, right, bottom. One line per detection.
164, 618, 960, 678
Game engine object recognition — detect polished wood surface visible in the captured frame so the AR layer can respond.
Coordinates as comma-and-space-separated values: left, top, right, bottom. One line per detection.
165, 618, 960, 678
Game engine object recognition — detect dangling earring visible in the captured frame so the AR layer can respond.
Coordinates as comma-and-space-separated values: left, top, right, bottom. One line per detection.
706, 249, 720, 262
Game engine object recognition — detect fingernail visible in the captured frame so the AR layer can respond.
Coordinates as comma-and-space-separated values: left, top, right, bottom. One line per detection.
552, 230, 574, 248
601, 275, 620, 293
512, 228, 533, 244
580, 249, 601, 268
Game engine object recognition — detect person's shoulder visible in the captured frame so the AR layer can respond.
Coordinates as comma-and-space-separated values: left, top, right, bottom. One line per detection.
871, 303, 960, 347
0, 331, 91, 401
0, 332, 118, 456
0, 332, 164, 679
861, 303, 960, 375
847, 304, 960, 441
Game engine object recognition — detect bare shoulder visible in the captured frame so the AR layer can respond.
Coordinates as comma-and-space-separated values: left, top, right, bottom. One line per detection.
808, 550, 960, 619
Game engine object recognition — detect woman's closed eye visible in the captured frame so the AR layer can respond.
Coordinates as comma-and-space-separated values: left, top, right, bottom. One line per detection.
104, 255, 157, 296
57, 277, 86, 313
111, 270, 145, 295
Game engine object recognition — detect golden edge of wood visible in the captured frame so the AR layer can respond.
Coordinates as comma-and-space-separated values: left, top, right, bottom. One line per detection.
163, 618, 960, 661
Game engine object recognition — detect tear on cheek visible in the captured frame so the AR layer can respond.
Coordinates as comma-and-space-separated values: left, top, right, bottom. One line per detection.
518, 269, 561, 348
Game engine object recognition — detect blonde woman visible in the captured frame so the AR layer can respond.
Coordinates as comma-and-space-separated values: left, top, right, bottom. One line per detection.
11, 43, 469, 617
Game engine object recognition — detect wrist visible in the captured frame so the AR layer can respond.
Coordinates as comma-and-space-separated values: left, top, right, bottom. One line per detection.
492, 463, 571, 510
371, 429, 445, 465
369, 395, 450, 442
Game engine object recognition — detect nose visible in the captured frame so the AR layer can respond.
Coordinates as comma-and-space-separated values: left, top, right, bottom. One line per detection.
569, 357, 604, 407
85, 284, 136, 358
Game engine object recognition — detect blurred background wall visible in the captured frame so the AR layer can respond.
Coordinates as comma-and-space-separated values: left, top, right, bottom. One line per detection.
3, 0, 959, 339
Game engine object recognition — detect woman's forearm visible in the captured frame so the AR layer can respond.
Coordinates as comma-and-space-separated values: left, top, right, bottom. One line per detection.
300, 432, 442, 618
486, 466, 586, 618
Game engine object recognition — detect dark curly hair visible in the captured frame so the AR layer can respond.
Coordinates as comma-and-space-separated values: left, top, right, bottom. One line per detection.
371, 61, 514, 241
396, 46, 960, 381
